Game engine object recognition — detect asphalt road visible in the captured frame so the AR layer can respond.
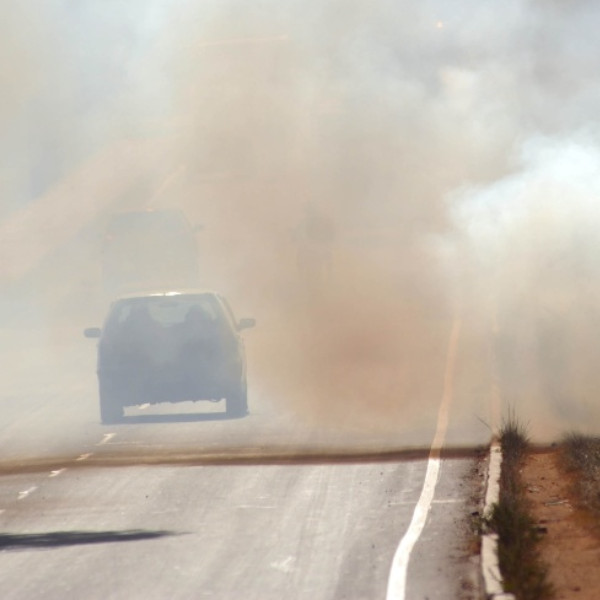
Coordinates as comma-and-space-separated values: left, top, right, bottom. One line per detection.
0, 316, 488, 600
0, 453, 482, 600
0, 156, 494, 600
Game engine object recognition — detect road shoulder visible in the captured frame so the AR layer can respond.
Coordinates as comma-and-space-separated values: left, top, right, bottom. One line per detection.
522, 449, 600, 600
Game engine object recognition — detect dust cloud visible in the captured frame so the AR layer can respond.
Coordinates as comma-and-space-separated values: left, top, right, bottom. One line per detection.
3, 1, 600, 442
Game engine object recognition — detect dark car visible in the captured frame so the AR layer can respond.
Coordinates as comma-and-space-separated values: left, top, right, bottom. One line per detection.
101, 209, 201, 296
84, 291, 255, 424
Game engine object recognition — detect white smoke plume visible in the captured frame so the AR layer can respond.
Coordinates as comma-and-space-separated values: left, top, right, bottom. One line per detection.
4, 0, 600, 441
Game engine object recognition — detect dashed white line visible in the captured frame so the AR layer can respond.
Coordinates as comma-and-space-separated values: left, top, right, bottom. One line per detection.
76, 453, 93, 461
386, 318, 461, 600
97, 433, 116, 446
139, 403, 150, 410
49, 469, 66, 478
270, 556, 296, 573
18, 486, 37, 500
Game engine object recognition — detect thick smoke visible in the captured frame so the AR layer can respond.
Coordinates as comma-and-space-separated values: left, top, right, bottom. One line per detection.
4, 1, 600, 441
455, 135, 600, 440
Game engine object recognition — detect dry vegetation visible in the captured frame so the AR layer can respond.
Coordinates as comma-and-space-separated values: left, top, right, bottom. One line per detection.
559, 434, 600, 522
488, 428, 600, 599
485, 417, 554, 600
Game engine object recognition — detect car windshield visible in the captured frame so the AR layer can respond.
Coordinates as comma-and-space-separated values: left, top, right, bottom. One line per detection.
108, 295, 222, 329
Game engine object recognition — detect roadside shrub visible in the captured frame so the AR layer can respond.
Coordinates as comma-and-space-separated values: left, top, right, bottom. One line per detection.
484, 415, 554, 600
560, 433, 600, 520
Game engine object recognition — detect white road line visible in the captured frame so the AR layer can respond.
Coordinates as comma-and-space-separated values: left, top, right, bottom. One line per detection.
76, 453, 93, 461
18, 486, 37, 500
270, 556, 296, 573
386, 319, 461, 600
97, 433, 116, 446
139, 403, 150, 410
390, 498, 462, 506
49, 469, 66, 478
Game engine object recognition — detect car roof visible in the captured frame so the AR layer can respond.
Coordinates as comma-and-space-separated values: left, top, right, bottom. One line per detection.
113, 289, 221, 302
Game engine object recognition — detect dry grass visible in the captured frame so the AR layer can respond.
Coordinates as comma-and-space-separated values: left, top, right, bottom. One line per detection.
559, 433, 600, 524
484, 415, 554, 600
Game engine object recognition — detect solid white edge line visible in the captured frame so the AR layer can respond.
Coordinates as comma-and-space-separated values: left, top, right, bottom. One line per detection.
386, 319, 461, 600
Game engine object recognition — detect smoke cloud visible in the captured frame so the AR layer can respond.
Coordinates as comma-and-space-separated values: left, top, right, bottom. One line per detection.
4, 1, 600, 443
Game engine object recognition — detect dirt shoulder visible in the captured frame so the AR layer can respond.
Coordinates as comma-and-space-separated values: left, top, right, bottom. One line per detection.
522, 449, 600, 599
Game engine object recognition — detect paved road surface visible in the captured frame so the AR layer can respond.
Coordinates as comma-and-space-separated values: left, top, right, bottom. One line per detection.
0, 307, 489, 600
0, 152, 493, 600
0, 398, 483, 599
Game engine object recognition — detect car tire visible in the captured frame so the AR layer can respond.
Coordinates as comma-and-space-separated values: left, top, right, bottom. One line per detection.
226, 381, 248, 418
99, 379, 124, 424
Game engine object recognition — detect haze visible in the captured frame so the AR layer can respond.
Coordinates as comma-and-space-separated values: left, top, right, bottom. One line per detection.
3, 0, 600, 447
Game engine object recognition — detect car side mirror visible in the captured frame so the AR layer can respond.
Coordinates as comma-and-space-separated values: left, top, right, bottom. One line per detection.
84, 327, 101, 339
237, 318, 256, 331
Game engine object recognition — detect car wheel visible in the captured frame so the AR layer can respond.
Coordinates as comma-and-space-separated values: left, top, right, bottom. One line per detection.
99, 379, 124, 424
226, 381, 248, 418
